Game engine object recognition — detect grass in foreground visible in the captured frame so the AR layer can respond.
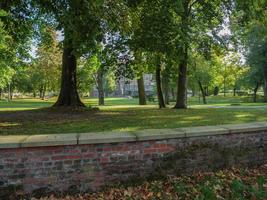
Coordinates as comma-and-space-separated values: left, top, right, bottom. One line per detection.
0, 97, 267, 135
36, 165, 267, 200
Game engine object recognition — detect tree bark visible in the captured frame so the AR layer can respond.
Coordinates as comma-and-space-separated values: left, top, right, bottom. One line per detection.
233, 87, 236, 96
213, 86, 219, 96
97, 66, 105, 106
198, 80, 207, 104
174, 2, 189, 109
10, 87, 13, 100
137, 75, 146, 105
162, 72, 170, 105
155, 60, 165, 108
174, 56, 187, 109
0, 89, 2, 100
53, 41, 84, 107
253, 82, 259, 103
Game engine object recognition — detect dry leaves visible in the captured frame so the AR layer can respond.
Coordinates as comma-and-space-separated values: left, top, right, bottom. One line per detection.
36, 164, 267, 200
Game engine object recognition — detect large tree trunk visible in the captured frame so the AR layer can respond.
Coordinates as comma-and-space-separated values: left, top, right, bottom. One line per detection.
253, 82, 259, 103
97, 66, 105, 106
155, 61, 165, 108
174, 2, 189, 109
162, 72, 170, 105
137, 75, 146, 105
198, 80, 207, 104
174, 56, 188, 109
53, 41, 84, 107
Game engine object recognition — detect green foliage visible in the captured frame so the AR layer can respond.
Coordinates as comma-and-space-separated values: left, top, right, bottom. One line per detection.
0, 10, 15, 89
34, 27, 61, 92
232, 0, 267, 96
132, 0, 180, 55
246, 20, 267, 81
0, 0, 266, 107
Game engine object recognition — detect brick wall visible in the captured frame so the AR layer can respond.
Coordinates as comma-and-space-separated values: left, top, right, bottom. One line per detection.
0, 128, 266, 198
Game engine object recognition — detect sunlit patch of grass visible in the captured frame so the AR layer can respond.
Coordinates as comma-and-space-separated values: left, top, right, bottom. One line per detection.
235, 113, 254, 118
0, 122, 21, 127
0, 98, 267, 135
183, 116, 204, 120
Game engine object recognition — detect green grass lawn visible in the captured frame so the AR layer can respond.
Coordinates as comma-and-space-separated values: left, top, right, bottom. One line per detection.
1, 95, 266, 111
0, 96, 267, 135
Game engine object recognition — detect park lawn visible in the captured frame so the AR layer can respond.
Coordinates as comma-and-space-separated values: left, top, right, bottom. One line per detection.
0, 97, 267, 135
0, 95, 266, 111
0, 97, 154, 111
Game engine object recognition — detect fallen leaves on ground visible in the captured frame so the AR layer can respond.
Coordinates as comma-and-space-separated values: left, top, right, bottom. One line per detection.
35, 164, 267, 200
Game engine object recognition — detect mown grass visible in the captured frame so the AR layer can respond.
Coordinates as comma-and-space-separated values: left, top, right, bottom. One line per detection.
0, 96, 267, 135
0, 95, 266, 111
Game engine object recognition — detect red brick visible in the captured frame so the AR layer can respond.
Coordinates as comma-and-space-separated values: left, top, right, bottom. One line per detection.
83, 153, 97, 158
100, 157, 110, 163
144, 148, 157, 154
52, 155, 81, 160
153, 143, 167, 148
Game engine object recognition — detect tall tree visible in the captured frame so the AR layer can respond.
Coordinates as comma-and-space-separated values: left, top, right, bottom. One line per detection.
173, 0, 231, 108
35, 1, 104, 107
232, 0, 267, 101
129, 0, 180, 108
0, 10, 15, 96
190, 54, 214, 104
0, 3, 34, 101
131, 51, 147, 105
34, 26, 61, 99
36, 0, 131, 107
137, 75, 146, 105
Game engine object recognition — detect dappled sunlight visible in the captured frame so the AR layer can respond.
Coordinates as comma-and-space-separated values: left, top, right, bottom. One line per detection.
100, 105, 157, 111
100, 105, 156, 109
95, 111, 122, 116
0, 98, 53, 111
0, 122, 21, 127
112, 127, 141, 132
183, 116, 204, 120
1, 98, 267, 135
235, 113, 255, 118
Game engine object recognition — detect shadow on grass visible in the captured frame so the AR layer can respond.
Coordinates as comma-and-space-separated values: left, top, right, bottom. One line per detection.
1, 105, 267, 136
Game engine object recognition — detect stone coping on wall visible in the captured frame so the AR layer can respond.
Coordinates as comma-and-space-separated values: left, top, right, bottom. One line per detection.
0, 121, 267, 149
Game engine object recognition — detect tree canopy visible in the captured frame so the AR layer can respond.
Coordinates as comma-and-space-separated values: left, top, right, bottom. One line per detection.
0, 0, 266, 106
